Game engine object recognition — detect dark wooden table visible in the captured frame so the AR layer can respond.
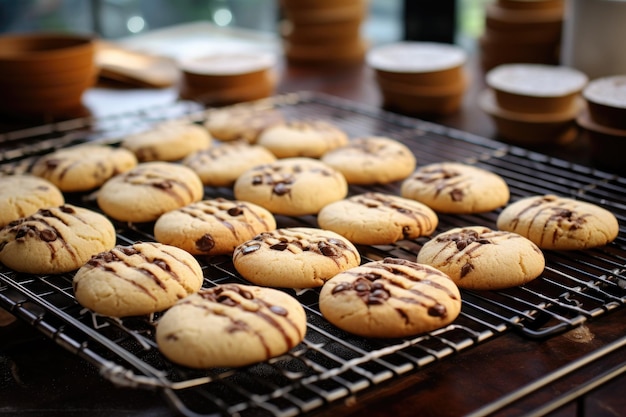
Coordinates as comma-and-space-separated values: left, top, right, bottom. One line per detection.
1, 52, 624, 417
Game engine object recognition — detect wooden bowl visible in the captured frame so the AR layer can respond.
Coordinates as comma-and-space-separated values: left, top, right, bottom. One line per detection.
377, 75, 467, 116
577, 107, 626, 174
479, 88, 582, 146
486, 63, 588, 114
0, 32, 95, 75
367, 41, 466, 86
582, 75, 626, 130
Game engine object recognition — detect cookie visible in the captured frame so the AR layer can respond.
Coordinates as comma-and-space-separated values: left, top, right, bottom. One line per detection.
204, 105, 284, 143
73, 242, 204, 317
319, 258, 462, 338
416, 226, 545, 290
233, 157, 348, 216
256, 120, 349, 158
233, 227, 361, 288
155, 283, 307, 368
401, 162, 510, 213
182, 140, 276, 187
154, 198, 277, 256
317, 192, 438, 245
30, 144, 138, 192
121, 121, 212, 162
0, 174, 65, 227
496, 194, 619, 250
0, 204, 116, 274
97, 162, 204, 223
320, 136, 417, 184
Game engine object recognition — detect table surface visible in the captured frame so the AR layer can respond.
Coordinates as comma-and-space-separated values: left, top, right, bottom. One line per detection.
1, 28, 625, 417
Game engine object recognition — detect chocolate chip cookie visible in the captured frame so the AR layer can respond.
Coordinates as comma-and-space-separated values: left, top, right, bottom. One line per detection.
233, 157, 348, 216
121, 121, 212, 162
73, 242, 204, 317
497, 194, 619, 250
97, 162, 204, 223
401, 162, 510, 213
0, 204, 116, 274
156, 283, 307, 368
320, 136, 416, 185
154, 198, 277, 256
0, 174, 65, 227
319, 258, 462, 338
183, 140, 276, 187
233, 227, 361, 288
256, 119, 349, 158
30, 144, 138, 192
417, 226, 545, 290
317, 192, 438, 245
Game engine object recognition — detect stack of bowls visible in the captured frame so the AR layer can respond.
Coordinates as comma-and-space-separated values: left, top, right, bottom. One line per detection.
367, 41, 468, 116
480, 63, 588, 146
178, 52, 277, 106
280, 0, 368, 67
0, 32, 96, 120
577, 75, 626, 174
480, 0, 564, 71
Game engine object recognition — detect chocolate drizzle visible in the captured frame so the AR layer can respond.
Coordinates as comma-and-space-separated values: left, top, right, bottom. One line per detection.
192, 284, 304, 354
331, 258, 458, 318
237, 229, 355, 264
507, 195, 590, 245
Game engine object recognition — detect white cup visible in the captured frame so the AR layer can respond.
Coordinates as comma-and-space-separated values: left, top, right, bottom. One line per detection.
561, 0, 626, 79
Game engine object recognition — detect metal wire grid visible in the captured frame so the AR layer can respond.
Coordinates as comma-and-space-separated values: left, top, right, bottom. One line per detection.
0, 92, 625, 417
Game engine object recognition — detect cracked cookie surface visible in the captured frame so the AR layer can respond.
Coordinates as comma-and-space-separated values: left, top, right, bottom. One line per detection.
319, 258, 461, 338
417, 226, 545, 290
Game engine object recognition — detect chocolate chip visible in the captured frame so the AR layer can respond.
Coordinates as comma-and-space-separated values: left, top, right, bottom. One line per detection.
450, 188, 464, 201
119, 246, 139, 256
273, 182, 290, 196
332, 283, 350, 294
60, 205, 75, 214
227, 207, 243, 217
318, 241, 338, 257
195, 234, 215, 252
270, 242, 288, 251
270, 305, 288, 316
428, 304, 447, 317
39, 229, 57, 242
241, 243, 261, 254
460, 262, 473, 277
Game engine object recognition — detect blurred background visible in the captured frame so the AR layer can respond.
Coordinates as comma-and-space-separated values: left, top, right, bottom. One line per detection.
0, 0, 491, 48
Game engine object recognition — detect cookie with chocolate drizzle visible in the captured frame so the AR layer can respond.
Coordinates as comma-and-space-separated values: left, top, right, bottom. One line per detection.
233, 157, 348, 216
30, 144, 138, 192
317, 192, 438, 245
0, 204, 116, 274
73, 242, 204, 317
97, 161, 204, 223
417, 226, 545, 290
156, 283, 306, 368
319, 258, 461, 338
400, 162, 510, 214
154, 198, 277, 256
321, 136, 416, 185
233, 227, 361, 288
497, 194, 619, 250
256, 119, 349, 158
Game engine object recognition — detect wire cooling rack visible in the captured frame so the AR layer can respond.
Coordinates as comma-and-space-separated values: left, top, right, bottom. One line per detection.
1, 92, 625, 417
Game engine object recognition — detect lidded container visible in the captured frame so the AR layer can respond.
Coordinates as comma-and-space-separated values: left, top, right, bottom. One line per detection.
367, 41, 468, 116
